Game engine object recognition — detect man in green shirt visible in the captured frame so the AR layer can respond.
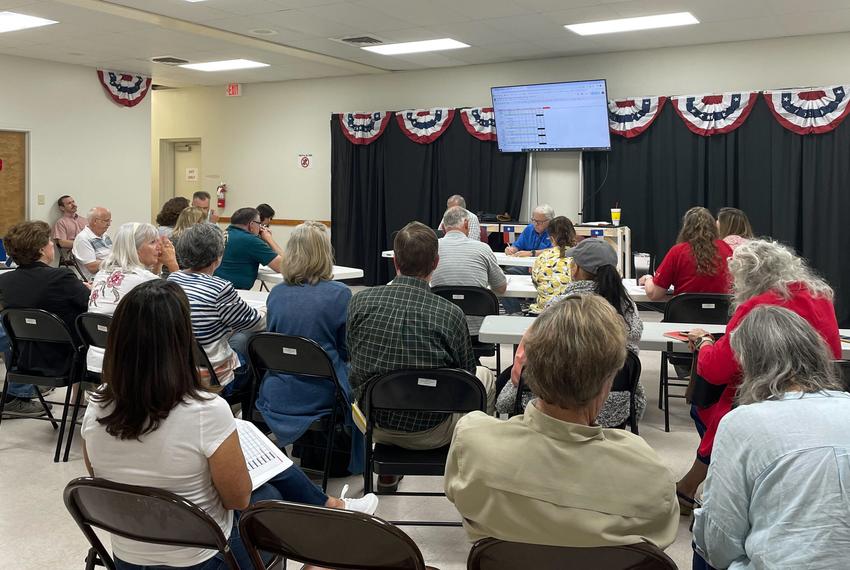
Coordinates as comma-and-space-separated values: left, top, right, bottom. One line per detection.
214, 207, 283, 290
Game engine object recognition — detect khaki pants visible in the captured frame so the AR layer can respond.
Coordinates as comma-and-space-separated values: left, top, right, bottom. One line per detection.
372, 366, 495, 450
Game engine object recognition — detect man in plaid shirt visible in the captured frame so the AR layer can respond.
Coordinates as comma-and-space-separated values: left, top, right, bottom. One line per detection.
347, 222, 495, 463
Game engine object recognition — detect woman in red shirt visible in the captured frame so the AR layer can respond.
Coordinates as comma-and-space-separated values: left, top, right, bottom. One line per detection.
640, 207, 732, 300
677, 239, 840, 513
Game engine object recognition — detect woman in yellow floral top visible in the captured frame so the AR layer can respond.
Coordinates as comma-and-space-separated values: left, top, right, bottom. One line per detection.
529, 216, 577, 313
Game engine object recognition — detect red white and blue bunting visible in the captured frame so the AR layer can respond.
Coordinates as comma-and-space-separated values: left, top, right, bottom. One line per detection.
96, 69, 152, 108
459, 107, 496, 141
338, 112, 391, 145
672, 92, 757, 136
608, 96, 667, 138
763, 86, 850, 135
396, 108, 455, 144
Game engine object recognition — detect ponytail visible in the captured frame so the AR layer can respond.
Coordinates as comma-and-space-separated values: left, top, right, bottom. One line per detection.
593, 265, 633, 319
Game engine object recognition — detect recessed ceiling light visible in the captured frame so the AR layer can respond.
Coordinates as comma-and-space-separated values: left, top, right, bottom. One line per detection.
179, 59, 269, 72
362, 38, 469, 55
0, 11, 58, 33
183, 0, 208, 3
565, 12, 698, 36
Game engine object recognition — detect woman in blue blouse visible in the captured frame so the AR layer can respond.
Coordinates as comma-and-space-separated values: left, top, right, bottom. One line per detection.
255, 222, 363, 474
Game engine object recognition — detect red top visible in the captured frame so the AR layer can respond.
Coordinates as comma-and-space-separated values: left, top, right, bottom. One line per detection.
694, 283, 840, 458
653, 240, 732, 294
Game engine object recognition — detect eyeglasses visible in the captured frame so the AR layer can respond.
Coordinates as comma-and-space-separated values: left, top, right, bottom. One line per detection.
249, 220, 261, 226
94, 218, 112, 225
531, 218, 548, 225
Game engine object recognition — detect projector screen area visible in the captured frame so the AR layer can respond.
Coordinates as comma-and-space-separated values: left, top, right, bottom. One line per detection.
491, 79, 611, 152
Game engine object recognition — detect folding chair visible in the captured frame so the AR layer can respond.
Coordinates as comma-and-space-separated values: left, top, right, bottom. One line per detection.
247, 332, 348, 492
467, 537, 676, 570
835, 359, 850, 392
0, 308, 84, 462
363, 368, 486, 526
239, 500, 437, 570
64, 477, 239, 570
54, 238, 89, 282
432, 286, 502, 372
658, 293, 732, 432
75, 313, 112, 385
193, 339, 255, 419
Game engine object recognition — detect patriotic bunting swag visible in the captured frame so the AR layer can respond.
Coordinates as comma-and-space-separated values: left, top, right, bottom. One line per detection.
96, 70, 152, 108
672, 92, 757, 136
339, 112, 391, 145
459, 107, 496, 141
608, 96, 667, 138
396, 108, 455, 144
763, 86, 850, 135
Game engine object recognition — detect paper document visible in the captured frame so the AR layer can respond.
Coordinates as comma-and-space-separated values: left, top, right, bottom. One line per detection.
235, 418, 293, 490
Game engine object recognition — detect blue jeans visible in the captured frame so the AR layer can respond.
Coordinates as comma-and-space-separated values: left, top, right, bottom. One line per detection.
501, 266, 529, 314
0, 323, 35, 400
113, 466, 328, 570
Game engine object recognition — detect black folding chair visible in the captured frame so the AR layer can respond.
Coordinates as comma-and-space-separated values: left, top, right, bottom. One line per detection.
54, 238, 89, 282
239, 500, 436, 570
193, 339, 256, 420
659, 293, 732, 432
467, 537, 677, 570
64, 477, 239, 570
363, 368, 486, 526
432, 286, 502, 371
833, 360, 850, 392
247, 332, 348, 492
0, 308, 84, 462
75, 313, 112, 385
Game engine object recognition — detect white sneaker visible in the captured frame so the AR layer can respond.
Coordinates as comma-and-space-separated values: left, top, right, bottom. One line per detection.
339, 484, 379, 515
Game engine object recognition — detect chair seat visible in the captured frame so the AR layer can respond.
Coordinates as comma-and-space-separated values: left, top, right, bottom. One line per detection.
6, 371, 77, 388
371, 444, 450, 476
472, 342, 495, 358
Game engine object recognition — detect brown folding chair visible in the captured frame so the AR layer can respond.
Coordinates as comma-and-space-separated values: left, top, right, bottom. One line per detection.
467, 537, 677, 570
239, 500, 437, 570
64, 477, 239, 570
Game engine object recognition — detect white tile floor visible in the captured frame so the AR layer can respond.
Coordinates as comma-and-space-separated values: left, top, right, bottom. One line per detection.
0, 311, 700, 570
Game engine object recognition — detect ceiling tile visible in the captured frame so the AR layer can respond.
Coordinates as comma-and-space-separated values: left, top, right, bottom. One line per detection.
299, 2, 414, 32
352, 0, 472, 26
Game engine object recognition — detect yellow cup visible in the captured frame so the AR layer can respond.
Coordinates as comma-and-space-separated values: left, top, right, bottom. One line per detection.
611, 208, 621, 227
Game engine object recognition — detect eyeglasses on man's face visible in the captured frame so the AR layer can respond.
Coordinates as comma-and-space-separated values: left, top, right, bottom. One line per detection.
95, 218, 112, 225
532, 218, 549, 225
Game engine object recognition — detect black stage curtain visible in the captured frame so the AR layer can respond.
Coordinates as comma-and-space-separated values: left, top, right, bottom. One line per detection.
331, 115, 527, 285
583, 97, 850, 326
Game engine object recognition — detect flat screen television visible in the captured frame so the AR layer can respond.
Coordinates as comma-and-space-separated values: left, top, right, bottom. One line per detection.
491, 79, 611, 152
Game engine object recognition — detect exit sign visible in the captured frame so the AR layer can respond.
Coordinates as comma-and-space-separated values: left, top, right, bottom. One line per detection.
226, 83, 241, 97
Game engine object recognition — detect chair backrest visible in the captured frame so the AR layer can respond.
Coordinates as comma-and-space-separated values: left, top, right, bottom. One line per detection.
834, 360, 850, 391
365, 368, 486, 415
63, 477, 238, 569
431, 286, 500, 319
467, 538, 677, 570
662, 293, 732, 325
1, 308, 75, 345
194, 340, 220, 387
611, 350, 642, 393
76, 313, 112, 350
247, 332, 336, 379
239, 501, 427, 570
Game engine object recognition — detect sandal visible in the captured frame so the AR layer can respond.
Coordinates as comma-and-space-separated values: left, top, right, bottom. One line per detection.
677, 491, 699, 516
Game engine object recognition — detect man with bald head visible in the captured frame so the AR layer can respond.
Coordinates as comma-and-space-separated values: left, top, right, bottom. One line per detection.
72, 206, 113, 279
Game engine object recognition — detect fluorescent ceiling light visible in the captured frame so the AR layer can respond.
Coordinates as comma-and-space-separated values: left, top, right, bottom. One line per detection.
0, 11, 58, 33
565, 12, 698, 36
180, 59, 269, 72
183, 1, 208, 3
362, 38, 469, 55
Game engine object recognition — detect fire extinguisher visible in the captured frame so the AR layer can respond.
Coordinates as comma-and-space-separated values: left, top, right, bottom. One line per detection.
216, 183, 227, 209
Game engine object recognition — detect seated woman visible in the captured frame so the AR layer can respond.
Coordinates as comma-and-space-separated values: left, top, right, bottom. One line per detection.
87, 222, 178, 373
170, 206, 207, 272
716, 207, 753, 251
255, 222, 364, 475
168, 223, 265, 393
155, 196, 189, 239
677, 239, 840, 515
446, 295, 678, 548
81, 280, 377, 570
0, 221, 89, 417
693, 305, 850, 569
640, 207, 732, 300
529, 216, 577, 313
497, 238, 645, 428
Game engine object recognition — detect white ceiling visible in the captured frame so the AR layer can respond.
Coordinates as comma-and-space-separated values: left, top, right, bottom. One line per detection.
1, 0, 849, 87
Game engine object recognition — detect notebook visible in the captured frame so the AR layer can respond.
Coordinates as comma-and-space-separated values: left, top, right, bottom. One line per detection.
663, 331, 691, 343
235, 418, 293, 490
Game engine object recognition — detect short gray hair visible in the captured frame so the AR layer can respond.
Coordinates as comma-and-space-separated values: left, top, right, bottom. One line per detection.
731, 305, 843, 405
101, 222, 157, 273
87, 206, 109, 222
176, 223, 225, 270
730, 239, 832, 308
447, 194, 466, 208
442, 206, 469, 229
534, 204, 555, 220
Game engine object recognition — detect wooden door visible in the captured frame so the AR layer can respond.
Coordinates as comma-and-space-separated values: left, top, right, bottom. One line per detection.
0, 131, 26, 236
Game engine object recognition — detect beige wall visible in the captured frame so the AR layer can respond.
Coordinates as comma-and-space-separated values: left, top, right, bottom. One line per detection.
152, 31, 850, 239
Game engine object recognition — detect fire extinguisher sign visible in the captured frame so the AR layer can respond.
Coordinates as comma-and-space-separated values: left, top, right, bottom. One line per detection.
298, 154, 313, 169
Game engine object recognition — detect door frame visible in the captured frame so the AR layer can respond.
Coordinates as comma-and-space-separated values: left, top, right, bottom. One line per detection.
158, 137, 201, 209
0, 127, 31, 223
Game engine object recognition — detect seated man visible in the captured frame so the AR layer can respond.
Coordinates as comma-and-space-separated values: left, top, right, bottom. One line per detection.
445, 295, 679, 549
347, 221, 495, 489
71, 206, 113, 280
51, 195, 87, 251
431, 206, 506, 337
213, 207, 283, 290
438, 195, 481, 240
192, 190, 219, 223
502, 203, 555, 313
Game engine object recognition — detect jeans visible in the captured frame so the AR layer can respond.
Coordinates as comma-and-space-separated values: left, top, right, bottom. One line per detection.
501, 266, 529, 314
0, 323, 35, 400
113, 466, 328, 570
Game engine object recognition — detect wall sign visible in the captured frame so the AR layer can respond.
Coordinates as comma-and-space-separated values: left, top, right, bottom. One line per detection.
186, 167, 199, 182
298, 154, 313, 169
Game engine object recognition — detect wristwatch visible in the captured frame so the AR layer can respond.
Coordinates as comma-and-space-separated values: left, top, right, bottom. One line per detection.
532, 249, 536, 256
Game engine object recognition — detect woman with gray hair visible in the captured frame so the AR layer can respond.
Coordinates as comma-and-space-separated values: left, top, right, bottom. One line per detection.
693, 305, 850, 569
87, 222, 178, 372
675, 239, 841, 515
168, 223, 266, 394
